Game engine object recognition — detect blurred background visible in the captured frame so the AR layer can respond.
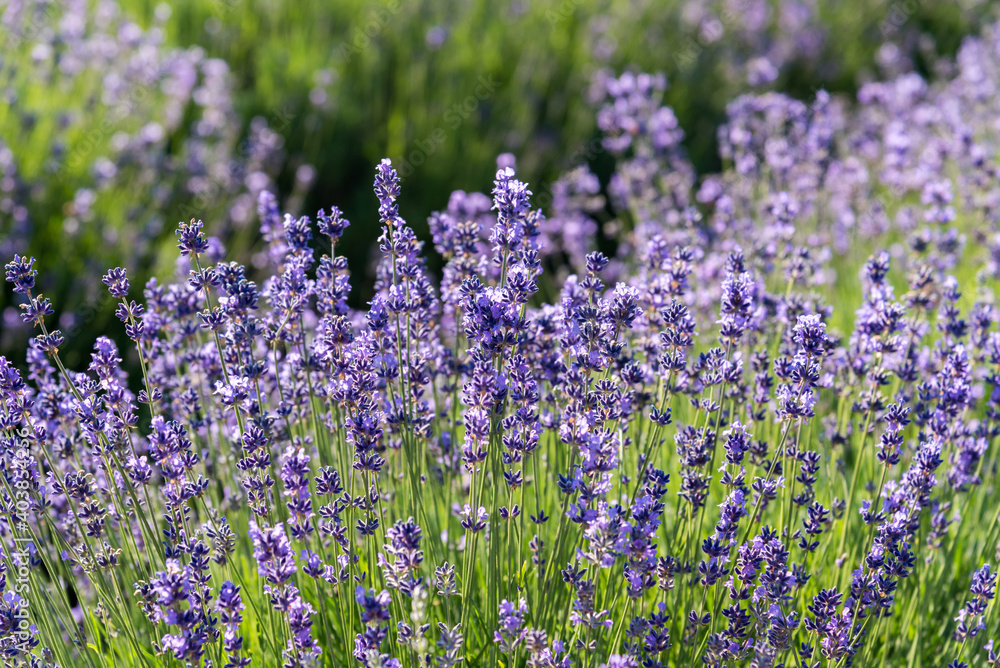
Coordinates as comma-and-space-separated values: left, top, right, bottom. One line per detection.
0, 0, 995, 367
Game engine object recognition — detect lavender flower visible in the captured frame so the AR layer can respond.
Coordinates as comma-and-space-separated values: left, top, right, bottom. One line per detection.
12, 27, 1000, 665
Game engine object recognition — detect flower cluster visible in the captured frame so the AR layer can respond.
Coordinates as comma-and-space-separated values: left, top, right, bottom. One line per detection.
0, 0, 286, 355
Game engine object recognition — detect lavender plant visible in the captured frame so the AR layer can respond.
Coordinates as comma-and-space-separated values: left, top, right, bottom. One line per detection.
0, 0, 288, 357
7, 15, 1000, 668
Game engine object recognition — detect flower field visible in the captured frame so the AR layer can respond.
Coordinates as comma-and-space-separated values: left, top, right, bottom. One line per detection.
4, 2, 1000, 668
